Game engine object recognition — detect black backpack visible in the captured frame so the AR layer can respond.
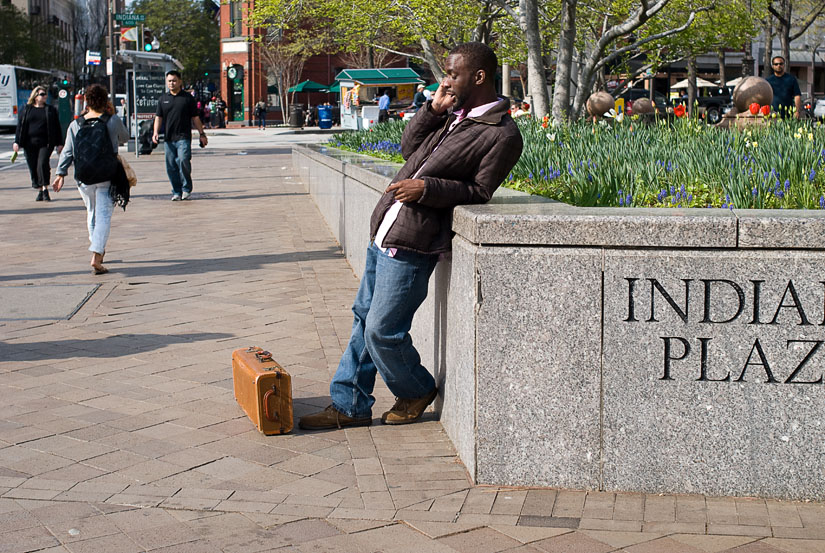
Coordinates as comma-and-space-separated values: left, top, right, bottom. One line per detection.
74, 114, 118, 185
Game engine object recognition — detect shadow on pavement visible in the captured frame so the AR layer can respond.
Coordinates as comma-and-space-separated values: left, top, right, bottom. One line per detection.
0, 247, 344, 282
0, 331, 234, 361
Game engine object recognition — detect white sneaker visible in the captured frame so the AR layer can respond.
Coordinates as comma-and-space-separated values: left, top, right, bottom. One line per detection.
182, 191, 191, 200
171, 194, 182, 201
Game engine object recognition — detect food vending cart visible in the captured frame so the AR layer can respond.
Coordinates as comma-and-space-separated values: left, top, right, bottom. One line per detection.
334, 68, 424, 130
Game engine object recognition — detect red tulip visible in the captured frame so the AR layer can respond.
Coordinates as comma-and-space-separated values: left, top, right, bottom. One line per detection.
749, 103, 760, 115
674, 104, 686, 117
760, 105, 770, 116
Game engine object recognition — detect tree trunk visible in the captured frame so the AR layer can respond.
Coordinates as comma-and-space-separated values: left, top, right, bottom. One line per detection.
420, 38, 444, 82
521, 0, 549, 117
687, 56, 697, 117
552, 0, 576, 123
518, 62, 528, 100
718, 50, 726, 88
780, 0, 791, 63
763, 19, 773, 77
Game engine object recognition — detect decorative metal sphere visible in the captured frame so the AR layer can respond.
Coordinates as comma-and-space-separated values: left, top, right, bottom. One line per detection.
733, 77, 773, 113
587, 91, 615, 117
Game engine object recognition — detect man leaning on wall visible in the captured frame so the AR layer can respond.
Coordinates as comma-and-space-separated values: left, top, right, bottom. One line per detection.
299, 41, 524, 431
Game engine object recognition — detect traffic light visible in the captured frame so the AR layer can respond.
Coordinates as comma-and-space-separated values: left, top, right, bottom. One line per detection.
143, 30, 159, 51
61, 78, 69, 86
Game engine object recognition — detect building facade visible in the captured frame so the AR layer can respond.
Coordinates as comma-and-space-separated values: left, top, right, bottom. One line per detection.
218, 0, 266, 125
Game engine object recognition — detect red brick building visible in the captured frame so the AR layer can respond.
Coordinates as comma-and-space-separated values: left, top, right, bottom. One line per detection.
219, 1, 419, 125
218, 0, 267, 126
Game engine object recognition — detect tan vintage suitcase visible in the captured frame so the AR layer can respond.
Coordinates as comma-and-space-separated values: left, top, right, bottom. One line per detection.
232, 346, 294, 435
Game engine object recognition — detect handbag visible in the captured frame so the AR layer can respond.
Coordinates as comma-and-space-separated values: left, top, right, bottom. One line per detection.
109, 159, 131, 210
117, 154, 138, 187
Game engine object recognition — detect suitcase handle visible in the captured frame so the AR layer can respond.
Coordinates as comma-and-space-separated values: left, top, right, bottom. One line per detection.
263, 386, 279, 422
256, 350, 273, 363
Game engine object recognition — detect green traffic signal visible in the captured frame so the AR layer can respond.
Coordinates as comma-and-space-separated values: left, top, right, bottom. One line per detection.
144, 43, 153, 51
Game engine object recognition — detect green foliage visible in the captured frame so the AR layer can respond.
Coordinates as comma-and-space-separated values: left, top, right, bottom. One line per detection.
0, 3, 58, 67
332, 115, 825, 210
511, 115, 825, 209
129, 0, 219, 82
646, 0, 763, 60
330, 120, 406, 162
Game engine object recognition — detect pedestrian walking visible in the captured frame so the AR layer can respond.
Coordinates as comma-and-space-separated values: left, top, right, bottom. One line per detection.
203, 99, 212, 129
254, 99, 267, 129
13, 86, 64, 201
767, 56, 802, 119
377, 89, 391, 123
152, 70, 208, 201
118, 98, 128, 127
52, 84, 129, 275
299, 42, 524, 430
215, 96, 227, 128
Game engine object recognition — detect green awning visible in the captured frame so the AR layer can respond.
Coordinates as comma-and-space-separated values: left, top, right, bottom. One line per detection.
327, 82, 341, 93
288, 80, 328, 93
425, 83, 439, 92
333, 68, 423, 87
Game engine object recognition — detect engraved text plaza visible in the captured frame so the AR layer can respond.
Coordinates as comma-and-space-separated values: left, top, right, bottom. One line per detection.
623, 277, 825, 384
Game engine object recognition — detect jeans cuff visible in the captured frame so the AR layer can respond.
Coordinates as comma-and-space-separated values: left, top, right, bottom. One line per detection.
332, 401, 370, 420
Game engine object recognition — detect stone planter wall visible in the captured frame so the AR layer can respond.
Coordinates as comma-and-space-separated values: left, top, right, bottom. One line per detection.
293, 144, 825, 500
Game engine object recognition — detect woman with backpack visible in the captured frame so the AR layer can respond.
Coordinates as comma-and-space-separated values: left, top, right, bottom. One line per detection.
12, 86, 64, 201
53, 84, 128, 275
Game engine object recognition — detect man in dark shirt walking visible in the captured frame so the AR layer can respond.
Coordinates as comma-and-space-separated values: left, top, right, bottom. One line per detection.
152, 70, 208, 200
766, 56, 802, 119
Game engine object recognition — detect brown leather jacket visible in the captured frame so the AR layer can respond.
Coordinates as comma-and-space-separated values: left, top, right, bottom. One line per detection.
369, 97, 523, 255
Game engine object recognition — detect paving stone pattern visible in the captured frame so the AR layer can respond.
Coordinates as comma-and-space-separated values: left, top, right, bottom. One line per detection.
1, 133, 824, 552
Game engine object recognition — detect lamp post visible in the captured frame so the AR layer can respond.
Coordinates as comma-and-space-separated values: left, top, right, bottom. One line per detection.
108, 0, 115, 101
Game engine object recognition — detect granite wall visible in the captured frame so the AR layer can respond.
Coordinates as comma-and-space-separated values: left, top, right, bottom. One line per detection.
293, 144, 825, 500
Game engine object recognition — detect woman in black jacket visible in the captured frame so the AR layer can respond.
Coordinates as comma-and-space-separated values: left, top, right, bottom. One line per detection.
13, 86, 64, 201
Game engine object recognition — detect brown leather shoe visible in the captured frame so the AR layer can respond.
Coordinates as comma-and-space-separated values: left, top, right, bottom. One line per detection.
299, 405, 372, 430
381, 388, 438, 425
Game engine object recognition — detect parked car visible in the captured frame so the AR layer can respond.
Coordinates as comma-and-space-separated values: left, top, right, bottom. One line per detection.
612, 88, 670, 116
673, 88, 731, 124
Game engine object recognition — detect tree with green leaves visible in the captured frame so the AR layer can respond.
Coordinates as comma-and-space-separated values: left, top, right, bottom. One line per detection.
650, 0, 760, 115
129, 0, 219, 82
767, 0, 825, 71
0, 3, 59, 68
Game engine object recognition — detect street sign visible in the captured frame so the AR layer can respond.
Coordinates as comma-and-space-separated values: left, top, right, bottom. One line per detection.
134, 72, 165, 120
115, 13, 146, 25
86, 50, 101, 66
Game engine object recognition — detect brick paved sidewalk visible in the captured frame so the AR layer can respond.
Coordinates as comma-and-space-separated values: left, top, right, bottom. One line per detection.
1, 139, 824, 552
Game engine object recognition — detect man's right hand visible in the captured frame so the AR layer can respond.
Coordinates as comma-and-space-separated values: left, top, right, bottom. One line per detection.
430, 83, 456, 115
152, 132, 159, 144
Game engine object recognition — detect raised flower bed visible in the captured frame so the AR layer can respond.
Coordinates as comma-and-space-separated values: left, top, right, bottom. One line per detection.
331, 115, 825, 209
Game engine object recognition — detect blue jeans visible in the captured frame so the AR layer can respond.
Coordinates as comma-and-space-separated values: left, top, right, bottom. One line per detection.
76, 181, 114, 254
164, 139, 192, 195
330, 242, 439, 418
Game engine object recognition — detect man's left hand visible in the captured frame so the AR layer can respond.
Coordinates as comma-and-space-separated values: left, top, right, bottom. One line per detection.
386, 179, 425, 203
